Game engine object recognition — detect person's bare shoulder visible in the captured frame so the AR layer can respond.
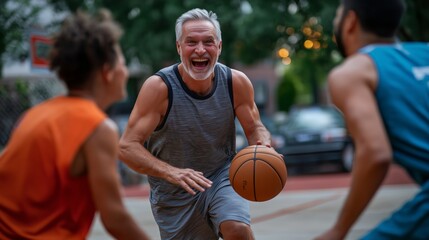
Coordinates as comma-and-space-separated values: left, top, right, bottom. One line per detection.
140, 75, 168, 97
134, 75, 169, 115
329, 53, 377, 90
230, 68, 253, 93
91, 118, 119, 150
328, 53, 378, 114
124, 74, 169, 139
231, 68, 249, 82
103, 118, 120, 135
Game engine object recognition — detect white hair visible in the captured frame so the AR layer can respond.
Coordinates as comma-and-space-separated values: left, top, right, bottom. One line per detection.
175, 8, 222, 41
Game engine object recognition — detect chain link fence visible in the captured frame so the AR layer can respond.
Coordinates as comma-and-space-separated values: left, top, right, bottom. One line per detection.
0, 76, 66, 148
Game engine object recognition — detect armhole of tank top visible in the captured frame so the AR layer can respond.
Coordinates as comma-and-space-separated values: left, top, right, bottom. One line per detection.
365, 52, 382, 97
154, 72, 172, 131
227, 67, 235, 117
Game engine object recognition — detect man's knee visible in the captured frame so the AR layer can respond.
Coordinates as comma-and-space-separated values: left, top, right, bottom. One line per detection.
220, 221, 254, 240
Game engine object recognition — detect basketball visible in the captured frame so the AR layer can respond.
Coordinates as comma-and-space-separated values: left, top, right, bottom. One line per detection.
229, 145, 287, 202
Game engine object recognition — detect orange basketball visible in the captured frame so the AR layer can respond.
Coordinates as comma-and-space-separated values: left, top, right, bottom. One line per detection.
229, 145, 287, 202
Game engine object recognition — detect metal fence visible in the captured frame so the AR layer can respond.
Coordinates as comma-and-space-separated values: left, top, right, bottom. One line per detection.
0, 76, 66, 148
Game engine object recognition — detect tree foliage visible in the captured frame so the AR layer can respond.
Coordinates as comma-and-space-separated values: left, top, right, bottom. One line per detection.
400, 0, 429, 41
42, 0, 341, 71
4, 0, 429, 72
2, 0, 428, 105
0, 0, 42, 78
276, 72, 298, 112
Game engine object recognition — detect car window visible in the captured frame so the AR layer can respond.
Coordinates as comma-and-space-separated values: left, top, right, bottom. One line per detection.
286, 107, 344, 131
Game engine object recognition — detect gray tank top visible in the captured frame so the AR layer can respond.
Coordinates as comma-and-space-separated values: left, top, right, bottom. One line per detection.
146, 63, 236, 205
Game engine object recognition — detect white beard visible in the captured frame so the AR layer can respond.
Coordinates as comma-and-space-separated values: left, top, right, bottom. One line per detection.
180, 55, 218, 81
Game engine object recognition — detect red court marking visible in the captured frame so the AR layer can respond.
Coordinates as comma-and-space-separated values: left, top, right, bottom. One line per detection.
282, 164, 414, 192
251, 192, 343, 224
122, 184, 150, 198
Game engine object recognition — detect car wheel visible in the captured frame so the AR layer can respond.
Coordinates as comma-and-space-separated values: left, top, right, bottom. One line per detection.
341, 143, 354, 172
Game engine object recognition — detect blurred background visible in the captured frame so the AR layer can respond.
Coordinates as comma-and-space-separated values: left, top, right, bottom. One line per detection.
1, 0, 428, 185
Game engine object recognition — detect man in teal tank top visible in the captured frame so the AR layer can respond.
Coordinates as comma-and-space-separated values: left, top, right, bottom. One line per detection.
316, 0, 429, 239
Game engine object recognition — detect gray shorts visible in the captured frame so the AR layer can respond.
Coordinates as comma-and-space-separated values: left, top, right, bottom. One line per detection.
150, 164, 251, 240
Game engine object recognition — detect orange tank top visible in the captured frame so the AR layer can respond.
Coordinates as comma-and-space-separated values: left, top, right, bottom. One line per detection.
0, 96, 106, 239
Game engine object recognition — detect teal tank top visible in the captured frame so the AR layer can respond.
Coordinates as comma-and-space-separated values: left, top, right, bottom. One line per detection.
360, 42, 429, 184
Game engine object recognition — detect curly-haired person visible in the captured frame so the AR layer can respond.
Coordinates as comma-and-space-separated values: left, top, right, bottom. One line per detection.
0, 9, 150, 240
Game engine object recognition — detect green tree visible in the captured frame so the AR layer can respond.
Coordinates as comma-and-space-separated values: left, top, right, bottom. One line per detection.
0, 0, 41, 78
33, 0, 429, 72
401, 0, 429, 41
276, 72, 298, 112
2, 0, 427, 104
45, 0, 246, 71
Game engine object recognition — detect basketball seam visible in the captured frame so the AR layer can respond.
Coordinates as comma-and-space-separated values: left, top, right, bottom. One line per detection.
253, 157, 257, 201
253, 146, 257, 201
254, 153, 283, 161
231, 159, 254, 200
256, 159, 287, 185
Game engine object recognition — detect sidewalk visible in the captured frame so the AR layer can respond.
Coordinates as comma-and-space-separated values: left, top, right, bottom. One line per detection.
89, 166, 417, 240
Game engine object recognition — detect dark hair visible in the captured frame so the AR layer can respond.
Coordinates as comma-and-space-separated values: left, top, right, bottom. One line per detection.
49, 9, 123, 89
342, 0, 405, 37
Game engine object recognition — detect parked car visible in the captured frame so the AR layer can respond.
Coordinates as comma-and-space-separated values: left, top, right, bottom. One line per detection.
235, 120, 247, 151
279, 105, 354, 172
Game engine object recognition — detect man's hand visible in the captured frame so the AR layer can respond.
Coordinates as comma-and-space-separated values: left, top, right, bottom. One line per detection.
165, 166, 213, 195
256, 140, 284, 159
